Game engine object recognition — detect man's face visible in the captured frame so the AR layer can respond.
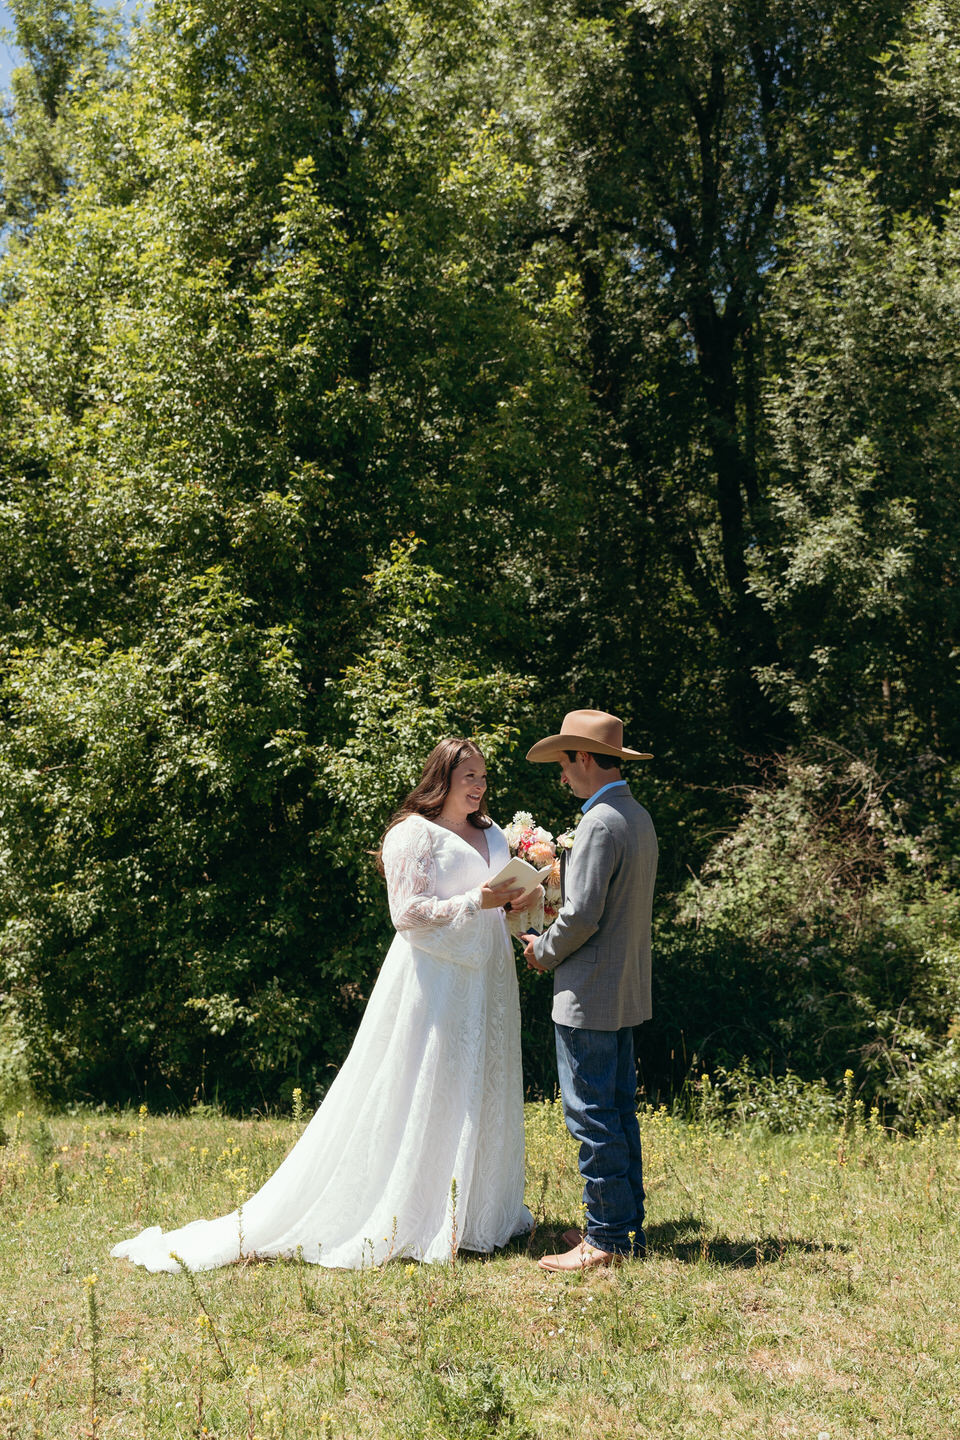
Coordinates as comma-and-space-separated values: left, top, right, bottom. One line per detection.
558, 752, 591, 798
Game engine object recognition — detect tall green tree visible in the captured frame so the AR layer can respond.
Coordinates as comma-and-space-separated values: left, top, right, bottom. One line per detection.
756, 179, 960, 798
748, 1, 960, 797
0, 0, 591, 1104
0, 0, 121, 228
497, 0, 908, 758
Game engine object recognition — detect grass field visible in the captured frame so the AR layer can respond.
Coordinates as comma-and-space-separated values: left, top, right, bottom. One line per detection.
1, 1094, 958, 1438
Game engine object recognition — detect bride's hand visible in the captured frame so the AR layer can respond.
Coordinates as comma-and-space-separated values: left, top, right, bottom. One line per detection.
511, 884, 543, 913
480, 879, 525, 910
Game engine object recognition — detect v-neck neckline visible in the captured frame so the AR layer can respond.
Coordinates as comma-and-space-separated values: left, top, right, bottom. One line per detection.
425, 817, 490, 867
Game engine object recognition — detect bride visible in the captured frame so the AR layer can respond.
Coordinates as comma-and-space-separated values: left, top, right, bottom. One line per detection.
111, 738, 537, 1271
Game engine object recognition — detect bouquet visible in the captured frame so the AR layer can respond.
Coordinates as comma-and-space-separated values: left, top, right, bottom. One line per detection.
503, 811, 563, 928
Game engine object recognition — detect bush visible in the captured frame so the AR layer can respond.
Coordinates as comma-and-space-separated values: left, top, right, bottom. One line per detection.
693, 1062, 840, 1133
0, 571, 327, 1108
644, 748, 960, 1121
0, 542, 553, 1109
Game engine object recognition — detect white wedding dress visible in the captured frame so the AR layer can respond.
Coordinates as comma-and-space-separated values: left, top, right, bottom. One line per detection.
110, 815, 532, 1271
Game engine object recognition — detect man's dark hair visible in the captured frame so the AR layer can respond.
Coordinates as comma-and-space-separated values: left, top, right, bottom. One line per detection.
564, 749, 621, 771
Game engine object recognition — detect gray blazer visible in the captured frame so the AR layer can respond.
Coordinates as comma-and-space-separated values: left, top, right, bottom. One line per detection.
532, 784, 657, 1030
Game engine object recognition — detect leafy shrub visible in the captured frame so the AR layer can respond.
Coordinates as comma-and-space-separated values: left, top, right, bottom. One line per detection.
645, 748, 960, 1120
0, 995, 29, 1107
0, 542, 553, 1108
859, 1002, 960, 1123
694, 1062, 839, 1133
0, 570, 327, 1108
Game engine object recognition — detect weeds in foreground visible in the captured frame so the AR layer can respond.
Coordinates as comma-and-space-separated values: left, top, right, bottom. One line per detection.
171, 1254, 232, 1376
0, 1097, 958, 1436
83, 1273, 101, 1439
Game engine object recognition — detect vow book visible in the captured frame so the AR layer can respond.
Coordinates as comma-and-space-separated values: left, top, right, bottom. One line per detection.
487, 856, 554, 890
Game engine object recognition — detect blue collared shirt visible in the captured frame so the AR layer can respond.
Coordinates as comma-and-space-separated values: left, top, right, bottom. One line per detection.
581, 780, 627, 814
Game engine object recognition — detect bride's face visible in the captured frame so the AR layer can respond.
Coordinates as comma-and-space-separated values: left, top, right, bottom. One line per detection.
443, 751, 487, 822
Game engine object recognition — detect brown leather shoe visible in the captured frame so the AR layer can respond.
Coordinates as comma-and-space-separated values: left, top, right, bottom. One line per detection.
562, 1228, 647, 1259
537, 1241, 621, 1273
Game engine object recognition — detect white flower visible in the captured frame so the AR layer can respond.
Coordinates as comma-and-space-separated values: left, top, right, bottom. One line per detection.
503, 811, 537, 852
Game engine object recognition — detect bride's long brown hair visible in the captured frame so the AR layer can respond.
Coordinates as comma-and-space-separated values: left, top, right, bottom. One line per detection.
376, 738, 492, 874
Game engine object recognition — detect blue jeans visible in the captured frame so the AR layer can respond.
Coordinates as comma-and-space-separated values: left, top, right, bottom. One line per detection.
554, 1023, 645, 1256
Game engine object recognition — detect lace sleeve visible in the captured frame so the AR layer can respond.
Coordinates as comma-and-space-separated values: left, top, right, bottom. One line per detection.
382, 818, 487, 967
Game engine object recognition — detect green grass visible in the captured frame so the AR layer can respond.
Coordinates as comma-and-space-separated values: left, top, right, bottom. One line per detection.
1, 1098, 959, 1437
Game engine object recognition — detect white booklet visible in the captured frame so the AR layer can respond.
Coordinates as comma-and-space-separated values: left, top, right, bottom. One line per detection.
487, 855, 554, 890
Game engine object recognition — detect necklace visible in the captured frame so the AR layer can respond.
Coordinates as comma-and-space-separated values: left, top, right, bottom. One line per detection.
435, 815, 489, 860
435, 815, 471, 836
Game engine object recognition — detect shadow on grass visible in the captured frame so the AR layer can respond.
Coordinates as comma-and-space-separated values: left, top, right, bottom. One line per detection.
510, 1215, 848, 1269
646, 1213, 848, 1268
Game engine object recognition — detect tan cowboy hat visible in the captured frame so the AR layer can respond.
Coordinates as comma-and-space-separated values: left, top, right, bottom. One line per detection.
526, 709, 653, 763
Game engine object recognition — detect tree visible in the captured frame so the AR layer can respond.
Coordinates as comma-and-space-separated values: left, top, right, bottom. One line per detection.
0, 0, 121, 228
496, 0, 908, 757
756, 175, 960, 802
0, 0, 592, 1103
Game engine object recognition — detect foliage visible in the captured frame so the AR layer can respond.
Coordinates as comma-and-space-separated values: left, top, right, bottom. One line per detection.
757, 177, 960, 772
2, 0, 960, 1113
648, 749, 960, 1117
0, 0, 123, 228
0, 573, 325, 1106
694, 1062, 840, 1133
0, 0, 588, 1105
498, 0, 908, 760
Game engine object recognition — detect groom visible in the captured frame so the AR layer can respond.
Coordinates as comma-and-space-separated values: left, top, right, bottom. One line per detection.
522, 709, 658, 1272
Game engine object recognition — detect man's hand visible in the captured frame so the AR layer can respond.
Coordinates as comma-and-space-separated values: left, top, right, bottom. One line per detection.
521, 933, 548, 972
